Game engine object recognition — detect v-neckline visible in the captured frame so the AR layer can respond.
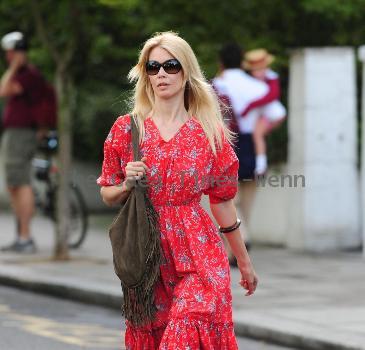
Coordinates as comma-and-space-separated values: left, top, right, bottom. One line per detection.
148, 116, 192, 143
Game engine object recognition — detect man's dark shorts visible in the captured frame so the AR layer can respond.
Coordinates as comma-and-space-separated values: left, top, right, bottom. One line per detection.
234, 133, 256, 181
1, 128, 36, 187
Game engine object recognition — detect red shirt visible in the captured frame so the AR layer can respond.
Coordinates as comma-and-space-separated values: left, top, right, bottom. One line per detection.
2, 64, 44, 129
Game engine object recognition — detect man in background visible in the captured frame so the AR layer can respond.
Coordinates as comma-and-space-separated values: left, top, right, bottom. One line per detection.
0, 31, 44, 253
212, 43, 269, 264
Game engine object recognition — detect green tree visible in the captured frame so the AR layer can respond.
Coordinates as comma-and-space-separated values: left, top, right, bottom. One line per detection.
29, 0, 84, 259
27, 0, 141, 259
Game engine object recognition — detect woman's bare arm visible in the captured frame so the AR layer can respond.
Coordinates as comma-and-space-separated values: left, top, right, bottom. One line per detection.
210, 199, 251, 265
210, 199, 258, 296
100, 182, 131, 207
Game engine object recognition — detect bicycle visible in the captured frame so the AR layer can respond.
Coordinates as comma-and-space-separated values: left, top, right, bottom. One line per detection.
31, 131, 89, 249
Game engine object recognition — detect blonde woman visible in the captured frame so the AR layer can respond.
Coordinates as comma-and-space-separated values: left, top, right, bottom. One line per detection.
97, 32, 258, 349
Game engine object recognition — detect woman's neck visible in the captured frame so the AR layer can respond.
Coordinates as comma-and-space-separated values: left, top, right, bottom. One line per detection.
151, 95, 189, 125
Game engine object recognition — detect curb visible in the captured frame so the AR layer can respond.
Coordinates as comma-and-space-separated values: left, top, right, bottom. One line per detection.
0, 273, 121, 310
0, 273, 361, 350
233, 321, 360, 350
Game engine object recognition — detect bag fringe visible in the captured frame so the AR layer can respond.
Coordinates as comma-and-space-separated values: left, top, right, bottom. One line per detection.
121, 193, 162, 326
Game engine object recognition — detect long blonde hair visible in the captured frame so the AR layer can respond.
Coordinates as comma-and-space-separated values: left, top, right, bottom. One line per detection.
127, 31, 234, 154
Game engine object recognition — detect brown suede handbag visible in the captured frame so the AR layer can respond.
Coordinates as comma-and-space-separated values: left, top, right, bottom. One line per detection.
109, 114, 161, 326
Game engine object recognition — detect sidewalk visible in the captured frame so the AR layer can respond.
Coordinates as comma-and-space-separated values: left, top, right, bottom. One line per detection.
0, 212, 364, 350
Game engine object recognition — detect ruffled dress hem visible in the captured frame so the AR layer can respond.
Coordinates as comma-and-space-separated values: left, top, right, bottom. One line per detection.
125, 317, 238, 350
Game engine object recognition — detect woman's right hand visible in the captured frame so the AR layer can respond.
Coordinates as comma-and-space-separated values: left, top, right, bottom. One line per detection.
124, 157, 149, 191
101, 157, 149, 206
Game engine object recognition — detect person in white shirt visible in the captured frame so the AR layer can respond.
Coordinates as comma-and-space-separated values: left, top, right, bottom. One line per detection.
212, 43, 269, 264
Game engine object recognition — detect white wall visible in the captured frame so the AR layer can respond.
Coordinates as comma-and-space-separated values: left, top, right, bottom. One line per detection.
287, 47, 361, 251
249, 166, 290, 245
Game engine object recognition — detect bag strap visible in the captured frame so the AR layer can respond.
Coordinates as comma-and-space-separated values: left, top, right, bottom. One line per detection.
130, 114, 141, 161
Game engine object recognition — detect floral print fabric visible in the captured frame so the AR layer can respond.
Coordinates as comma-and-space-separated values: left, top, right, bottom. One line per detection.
97, 114, 239, 349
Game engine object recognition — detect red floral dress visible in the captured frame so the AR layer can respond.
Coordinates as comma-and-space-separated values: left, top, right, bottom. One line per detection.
97, 114, 239, 349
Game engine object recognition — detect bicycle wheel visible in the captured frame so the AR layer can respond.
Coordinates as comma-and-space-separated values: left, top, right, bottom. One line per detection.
67, 184, 89, 249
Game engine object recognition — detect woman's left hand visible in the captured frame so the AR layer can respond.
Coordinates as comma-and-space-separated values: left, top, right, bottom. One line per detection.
238, 262, 258, 296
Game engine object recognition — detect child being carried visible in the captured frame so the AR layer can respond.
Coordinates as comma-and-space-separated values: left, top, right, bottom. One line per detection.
242, 49, 286, 175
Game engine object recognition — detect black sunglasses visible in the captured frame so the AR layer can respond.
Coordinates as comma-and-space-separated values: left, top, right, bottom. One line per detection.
145, 59, 182, 76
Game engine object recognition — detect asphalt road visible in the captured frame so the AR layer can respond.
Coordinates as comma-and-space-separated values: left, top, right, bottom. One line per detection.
0, 285, 296, 350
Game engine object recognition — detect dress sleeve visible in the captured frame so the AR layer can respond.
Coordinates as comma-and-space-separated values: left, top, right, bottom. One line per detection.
96, 115, 132, 187
203, 135, 239, 204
